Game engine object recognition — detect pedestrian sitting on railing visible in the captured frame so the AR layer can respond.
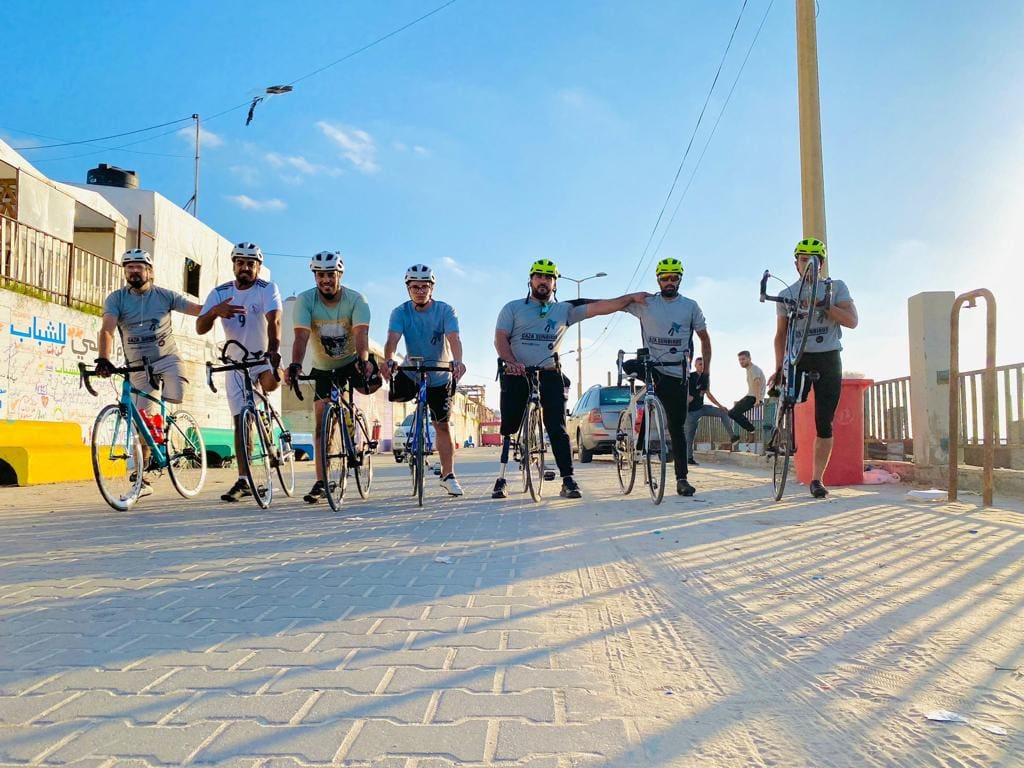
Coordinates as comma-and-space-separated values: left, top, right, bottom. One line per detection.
728, 350, 765, 442
683, 356, 738, 465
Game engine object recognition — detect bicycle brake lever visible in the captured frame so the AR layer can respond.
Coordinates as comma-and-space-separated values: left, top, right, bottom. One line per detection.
78, 363, 98, 397
206, 361, 218, 394
759, 270, 770, 303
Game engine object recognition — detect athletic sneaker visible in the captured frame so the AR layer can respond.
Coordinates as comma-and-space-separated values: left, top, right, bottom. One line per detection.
491, 477, 508, 499
440, 474, 464, 496
687, 458, 699, 466
809, 480, 829, 499
221, 479, 252, 503
560, 476, 582, 499
128, 473, 153, 499
304, 480, 327, 504
677, 479, 696, 496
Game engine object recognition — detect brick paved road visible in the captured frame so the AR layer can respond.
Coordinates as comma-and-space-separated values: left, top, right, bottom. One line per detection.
1, 450, 1021, 766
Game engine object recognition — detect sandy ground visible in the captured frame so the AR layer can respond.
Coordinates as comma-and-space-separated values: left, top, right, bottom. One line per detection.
0, 448, 1021, 766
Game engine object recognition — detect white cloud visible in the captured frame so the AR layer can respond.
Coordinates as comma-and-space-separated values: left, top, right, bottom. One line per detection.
317, 121, 380, 174
228, 164, 260, 185
392, 141, 408, 152
226, 194, 286, 212
413, 145, 430, 156
440, 255, 467, 277
177, 126, 224, 148
265, 151, 343, 178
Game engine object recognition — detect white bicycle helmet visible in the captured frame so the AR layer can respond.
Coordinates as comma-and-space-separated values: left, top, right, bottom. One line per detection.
310, 250, 344, 273
231, 242, 263, 262
404, 264, 436, 284
121, 249, 153, 266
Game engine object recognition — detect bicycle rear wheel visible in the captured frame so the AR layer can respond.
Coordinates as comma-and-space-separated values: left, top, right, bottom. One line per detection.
267, 407, 295, 497
238, 409, 272, 509
615, 409, 637, 494
644, 398, 668, 505
771, 402, 795, 501
92, 404, 144, 511
322, 406, 347, 511
524, 401, 545, 501
166, 410, 207, 498
790, 255, 819, 365
353, 410, 373, 499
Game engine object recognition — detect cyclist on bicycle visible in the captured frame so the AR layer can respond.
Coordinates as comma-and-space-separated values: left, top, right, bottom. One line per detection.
96, 248, 203, 496
285, 250, 381, 503
381, 264, 467, 496
196, 242, 284, 502
768, 238, 858, 499
622, 257, 712, 497
492, 259, 648, 500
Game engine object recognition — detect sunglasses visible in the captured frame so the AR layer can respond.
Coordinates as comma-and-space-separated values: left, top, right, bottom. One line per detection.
658, 275, 681, 283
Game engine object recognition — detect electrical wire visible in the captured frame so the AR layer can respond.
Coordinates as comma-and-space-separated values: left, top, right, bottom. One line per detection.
7, 117, 193, 151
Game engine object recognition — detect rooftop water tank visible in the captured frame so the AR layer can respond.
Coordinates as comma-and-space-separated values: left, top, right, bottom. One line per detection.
87, 164, 139, 189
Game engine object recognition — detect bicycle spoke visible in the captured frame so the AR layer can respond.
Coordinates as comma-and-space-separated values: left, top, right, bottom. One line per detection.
166, 410, 207, 498
91, 405, 144, 511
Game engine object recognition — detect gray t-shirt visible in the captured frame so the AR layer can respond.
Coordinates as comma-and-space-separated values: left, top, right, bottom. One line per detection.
625, 294, 706, 378
495, 297, 587, 368
389, 299, 460, 387
103, 285, 191, 363
777, 278, 852, 353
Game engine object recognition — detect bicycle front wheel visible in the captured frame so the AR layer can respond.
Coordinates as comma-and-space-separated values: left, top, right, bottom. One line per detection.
772, 402, 795, 501
790, 255, 819, 366
321, 406, 347, 511
238, 409, 272, 509
166, 410, 207, 498
524, 401, 545, 501
415, 404, 427, 506
353, 410, 373, 500
267, 407, 295, 497
644, 398, 668, 505
615, 409, 637, 494
91, 404, 144, 511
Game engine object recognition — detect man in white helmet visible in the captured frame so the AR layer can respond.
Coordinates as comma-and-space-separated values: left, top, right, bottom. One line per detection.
97, 249, 203, 495
196, 242, 284, 502
286, 250, 380, 504
381, 264, 467, 496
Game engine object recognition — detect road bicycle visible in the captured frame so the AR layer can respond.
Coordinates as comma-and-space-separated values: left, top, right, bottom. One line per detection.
613, 348, 686, 505
497, 359, 558, 502
206, 340, 295, 509
759, 257, 832, 500
79, 359, 207, 511
290, 368, 377, 511
391, 358, 455, 507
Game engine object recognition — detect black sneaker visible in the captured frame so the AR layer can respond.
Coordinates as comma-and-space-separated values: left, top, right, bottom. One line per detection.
304, 480, 327, 504
491, 477, 508, 499
687, 458, 699, 466
220, 479, 252, 502
677, 479, 696, 496
810, 480, 829, 499
560, 476, 582, 499
730, 434, 741, 446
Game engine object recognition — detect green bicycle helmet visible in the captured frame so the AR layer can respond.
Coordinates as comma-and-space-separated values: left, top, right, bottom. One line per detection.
655, 257, 684, 276
529, 259, 559, 277
794, 237, 827, 259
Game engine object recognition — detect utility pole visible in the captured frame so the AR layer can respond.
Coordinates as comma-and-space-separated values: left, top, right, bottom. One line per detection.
191, 113, 200, 218
560, 272, 606, 399
795, 0, 827, 274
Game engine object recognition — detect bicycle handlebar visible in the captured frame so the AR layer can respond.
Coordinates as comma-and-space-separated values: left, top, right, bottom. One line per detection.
78, 358, 156, 398
206, 344, 279, 394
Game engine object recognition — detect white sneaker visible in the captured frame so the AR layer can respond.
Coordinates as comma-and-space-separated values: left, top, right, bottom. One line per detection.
440, 474, 464, 496
138, 480, 154, 498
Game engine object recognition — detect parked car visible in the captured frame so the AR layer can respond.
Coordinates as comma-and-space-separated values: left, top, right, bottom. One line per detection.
567, 384, 633, 462
392, 412, 437, 463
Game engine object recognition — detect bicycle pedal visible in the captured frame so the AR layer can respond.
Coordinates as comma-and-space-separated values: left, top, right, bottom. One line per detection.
543, 470, 556, 481
367, 440, 378, 451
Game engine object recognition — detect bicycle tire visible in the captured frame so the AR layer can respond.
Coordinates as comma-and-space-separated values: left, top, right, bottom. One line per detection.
615, 409, 637, 494
524, 401, 545, 501
645, 397, 668, 505
166, 409, 207, 498
91, 404, 144, 511
322, 406, 347, 511
790, 255, 819, 366
267, 406, 295, 497
353, 410, 373, 499
238, 409, 272, 509
772, 402, 795, 501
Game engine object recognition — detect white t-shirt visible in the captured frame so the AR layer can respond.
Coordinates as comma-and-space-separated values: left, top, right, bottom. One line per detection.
201, 278, 283, 360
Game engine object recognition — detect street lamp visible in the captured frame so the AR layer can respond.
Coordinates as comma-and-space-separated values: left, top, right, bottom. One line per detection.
559, 272, 607, 400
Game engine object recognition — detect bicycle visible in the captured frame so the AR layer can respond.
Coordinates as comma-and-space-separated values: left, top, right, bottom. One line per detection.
497, 359, 558, 502
759, 258, 832, 500
79, 359, 207, 511
612, 348, 686, 505
391, 358, 456, 507
289, 368, 377, 511
206, 340, 295, 509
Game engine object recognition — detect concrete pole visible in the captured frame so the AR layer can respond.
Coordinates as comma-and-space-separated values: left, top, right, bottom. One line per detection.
795, 0, 827, 274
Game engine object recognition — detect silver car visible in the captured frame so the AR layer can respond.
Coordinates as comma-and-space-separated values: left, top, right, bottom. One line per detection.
392, 412, 437, 463
567, 384, 633, 462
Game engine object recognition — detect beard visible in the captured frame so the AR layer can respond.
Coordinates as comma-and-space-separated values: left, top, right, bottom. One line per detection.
126, 274, 146, 289
235, 271, 255, 288
318, 287, 338, 301
659, 284, 679, 298
531, 284, 552, 301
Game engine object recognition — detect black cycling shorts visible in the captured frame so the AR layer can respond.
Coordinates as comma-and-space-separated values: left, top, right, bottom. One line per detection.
310, 355, 381, 401
388, 371, 453, 423
796, 350, 842, 438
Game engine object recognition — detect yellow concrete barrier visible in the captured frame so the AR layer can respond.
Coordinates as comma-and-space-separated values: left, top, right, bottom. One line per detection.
0, 419, 96, 486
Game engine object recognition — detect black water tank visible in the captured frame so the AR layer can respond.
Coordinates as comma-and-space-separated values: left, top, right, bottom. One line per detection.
87, 164, 139, 189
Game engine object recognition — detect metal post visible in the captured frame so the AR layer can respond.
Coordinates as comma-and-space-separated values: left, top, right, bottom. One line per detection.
576, 281, 583, 400
796, 0, 828, 274
192, 114, 200, 218
948, 289, 997, 506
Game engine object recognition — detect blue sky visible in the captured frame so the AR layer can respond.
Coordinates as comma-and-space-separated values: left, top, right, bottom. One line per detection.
5, 1, 1022, 406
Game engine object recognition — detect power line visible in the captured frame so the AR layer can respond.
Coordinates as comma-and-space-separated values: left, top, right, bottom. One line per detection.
7, 116, 193, 151
26, 124, 194, 164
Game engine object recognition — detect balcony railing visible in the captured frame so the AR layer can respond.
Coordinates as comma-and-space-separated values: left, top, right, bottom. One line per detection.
1, 213, 120, 312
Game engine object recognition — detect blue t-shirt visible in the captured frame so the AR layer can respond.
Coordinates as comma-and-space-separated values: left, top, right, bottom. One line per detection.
388, 300, 460, 387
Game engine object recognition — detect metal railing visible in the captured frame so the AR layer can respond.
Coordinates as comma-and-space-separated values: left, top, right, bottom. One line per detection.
865, 376, 912, 444
957, 362, 1023, 447
0, 214, 119, 311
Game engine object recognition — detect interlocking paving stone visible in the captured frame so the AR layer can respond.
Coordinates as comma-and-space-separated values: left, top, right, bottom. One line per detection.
46, 721, 224, 763
34, 690, 194, 724
266, 668, 389, 694
494, 720, 631, 761
191, 720, 356, 763
345, 721, 490, 762
432, 690, 556, 722
303, 690, 431, 724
